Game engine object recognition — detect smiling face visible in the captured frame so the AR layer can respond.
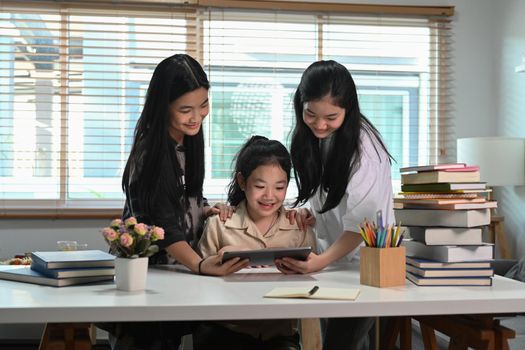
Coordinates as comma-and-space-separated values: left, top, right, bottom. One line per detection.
303, 94, 346, 139
237, 163, 288, 222
168, 87, 209, 144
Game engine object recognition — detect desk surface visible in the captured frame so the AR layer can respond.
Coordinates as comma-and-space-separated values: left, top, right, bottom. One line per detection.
2, 264, 525, 324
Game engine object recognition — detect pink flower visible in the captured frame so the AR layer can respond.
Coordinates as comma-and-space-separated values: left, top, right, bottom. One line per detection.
102, 227, 119, 241
152, 226, 165, 241
102, 218, 165, 258
110, 219, 122, 228
125, 217, 137, 228
120, 233, 134, 248
134, 223, 148, 236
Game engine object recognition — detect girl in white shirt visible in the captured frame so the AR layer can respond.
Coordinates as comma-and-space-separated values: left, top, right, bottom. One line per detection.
276, 60, 395, 350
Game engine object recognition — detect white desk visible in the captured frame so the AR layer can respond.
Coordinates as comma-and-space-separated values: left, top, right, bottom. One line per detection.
1, 263, 525, 324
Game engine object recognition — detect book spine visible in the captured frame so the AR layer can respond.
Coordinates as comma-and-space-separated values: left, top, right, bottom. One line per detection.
30, 260, 58, 279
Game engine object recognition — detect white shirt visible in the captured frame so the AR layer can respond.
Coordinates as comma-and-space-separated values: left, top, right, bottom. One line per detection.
310, 129, 395, 261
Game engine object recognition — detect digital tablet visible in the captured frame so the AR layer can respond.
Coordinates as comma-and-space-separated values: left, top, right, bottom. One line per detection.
221, 247, 312, 266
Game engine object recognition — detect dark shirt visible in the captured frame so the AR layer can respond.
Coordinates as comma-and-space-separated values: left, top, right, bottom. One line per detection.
122, 140, 208, 264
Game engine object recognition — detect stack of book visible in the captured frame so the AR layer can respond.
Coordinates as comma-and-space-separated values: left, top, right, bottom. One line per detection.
395, 163, 495, 286
0, 250, 115, 287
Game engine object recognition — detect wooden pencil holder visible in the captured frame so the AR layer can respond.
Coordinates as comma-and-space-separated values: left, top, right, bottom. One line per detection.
360, 246, 406, 288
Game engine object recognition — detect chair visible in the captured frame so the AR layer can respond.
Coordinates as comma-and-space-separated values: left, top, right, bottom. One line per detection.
414, 259, 519, 350
39, 323, 95, 350
382, 259, 520, 350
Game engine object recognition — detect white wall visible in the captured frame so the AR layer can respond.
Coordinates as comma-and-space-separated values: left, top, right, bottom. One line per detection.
0, 219, 109, 259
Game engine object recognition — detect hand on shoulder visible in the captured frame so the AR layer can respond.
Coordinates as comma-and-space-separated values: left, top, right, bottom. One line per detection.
206, 202, 235, 222
285, 207, 315, 232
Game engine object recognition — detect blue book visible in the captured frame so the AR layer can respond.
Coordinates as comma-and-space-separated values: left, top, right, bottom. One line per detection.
31, 265, 115, 279
0, 265, 114, 287
31, 250, 115, 270
406, 271, 492, 286
406, 256, 492, 269
406, 264, 493, 278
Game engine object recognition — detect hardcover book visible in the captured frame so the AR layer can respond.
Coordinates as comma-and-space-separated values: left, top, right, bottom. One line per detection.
30, 265, 115, 279
401, 171, 481, 184
400, 163, 474, 173
406, 257, 492, 269
31, 250, 115, 270
406, 271, 492, 286
406, 264, 493, 278
408, 226, 483, 245
0, 265, 114, 287
393, 208, 491, 227
399, 192, 481, 199
403, 240, 494, 263
394, 197, 486, 205
401, 183, 487, 192
394, 201, 497, 211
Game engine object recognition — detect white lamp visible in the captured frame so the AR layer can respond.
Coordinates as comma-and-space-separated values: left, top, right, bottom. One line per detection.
457, 137, 525, 259
457, 137, 525, 187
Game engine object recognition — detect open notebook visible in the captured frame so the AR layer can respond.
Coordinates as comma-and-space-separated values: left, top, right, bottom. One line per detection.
264, 286, 360, 301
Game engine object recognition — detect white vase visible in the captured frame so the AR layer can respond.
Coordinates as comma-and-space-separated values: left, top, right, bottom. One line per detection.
114, 257, 148, 291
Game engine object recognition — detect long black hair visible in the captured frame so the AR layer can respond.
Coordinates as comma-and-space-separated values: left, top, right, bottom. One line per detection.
290, 60, 391, 213
227, 135, 292, 206
122, 54, 210, 214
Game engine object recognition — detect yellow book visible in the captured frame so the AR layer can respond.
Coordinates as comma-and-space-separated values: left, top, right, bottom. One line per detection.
264, 286, 360, 301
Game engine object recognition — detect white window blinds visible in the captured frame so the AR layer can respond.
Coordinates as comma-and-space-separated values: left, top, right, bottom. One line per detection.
201, 7, 454, 197
0, 1, 454, 216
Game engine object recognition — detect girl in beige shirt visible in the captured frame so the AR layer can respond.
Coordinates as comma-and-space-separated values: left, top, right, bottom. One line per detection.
195, 135, 315, 350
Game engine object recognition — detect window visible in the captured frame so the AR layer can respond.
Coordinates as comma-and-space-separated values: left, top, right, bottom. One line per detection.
0, 2, 454, 215
202, 10, 454, 196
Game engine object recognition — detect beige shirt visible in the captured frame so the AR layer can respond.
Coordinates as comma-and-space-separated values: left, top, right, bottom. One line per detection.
197, 200, 316, 340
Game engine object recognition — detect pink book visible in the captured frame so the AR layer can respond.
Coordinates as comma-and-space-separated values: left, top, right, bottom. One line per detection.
442, 166, 480, 172
400, 163, 479, 173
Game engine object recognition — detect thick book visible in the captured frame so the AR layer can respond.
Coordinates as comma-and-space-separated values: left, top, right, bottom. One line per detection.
401, 183, 487, 192
30, 265, 115, 279
399, 192, 481, 199
403, 240, 494, 262
264, 286, 360, 301
406, 271, 492, 286
401, 171, 481, 184
394, 201, 497, 211
31, 250, 115, 270
408, 226, 483, 245
394, 197, 486, 205
394, 197, 487, 205
393, 208, 491, 227
0, 265, 114, 287
406, 264, 493, 278
400, 163, 474, 173
406, 256, 492, 269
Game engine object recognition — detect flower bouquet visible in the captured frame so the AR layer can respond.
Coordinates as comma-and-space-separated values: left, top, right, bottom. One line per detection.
102, 217, 165, 291
102, 217, 165, 259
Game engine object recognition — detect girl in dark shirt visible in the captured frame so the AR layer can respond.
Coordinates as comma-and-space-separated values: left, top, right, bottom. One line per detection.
103, 54, 248, 350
